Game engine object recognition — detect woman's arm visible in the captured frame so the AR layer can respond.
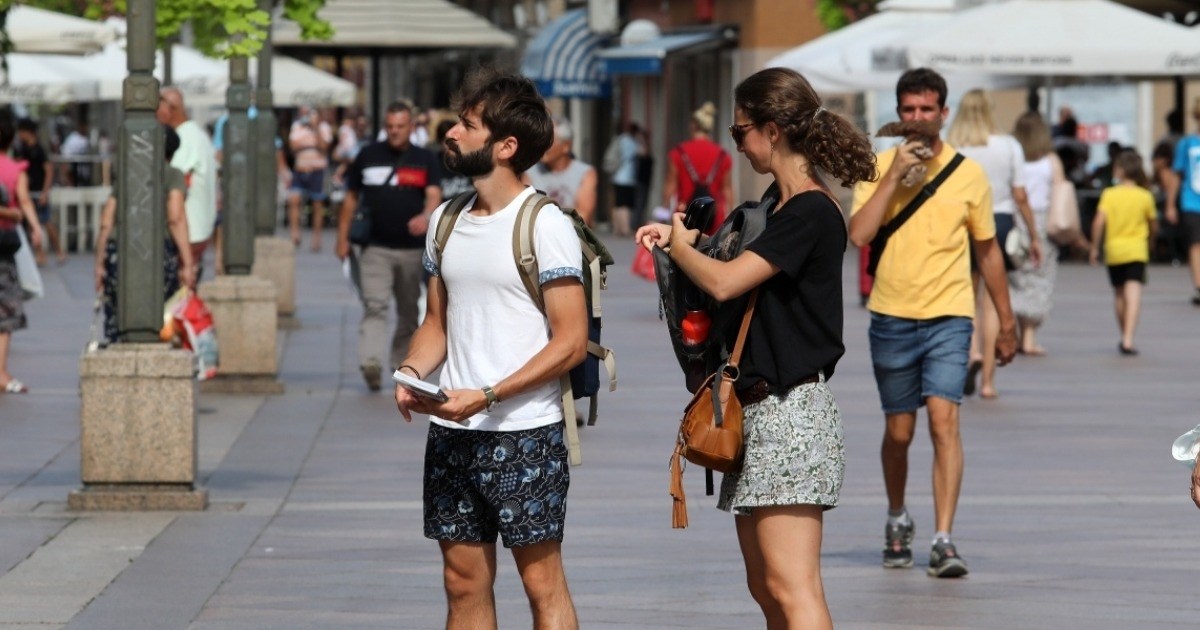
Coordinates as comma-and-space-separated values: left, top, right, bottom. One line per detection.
667, 213, 776, 302
1089, 211, 1106, 266
1012, 186, 1042, 266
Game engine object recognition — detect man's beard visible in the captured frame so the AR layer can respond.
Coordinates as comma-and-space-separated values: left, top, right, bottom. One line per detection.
444, 140, 494, 178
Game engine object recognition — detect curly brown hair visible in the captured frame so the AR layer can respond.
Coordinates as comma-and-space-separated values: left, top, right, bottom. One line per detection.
734, 67, 876, 187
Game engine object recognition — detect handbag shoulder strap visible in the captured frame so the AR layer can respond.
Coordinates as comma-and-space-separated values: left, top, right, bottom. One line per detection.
877, 152, 964, 241
725, 288, 759, 369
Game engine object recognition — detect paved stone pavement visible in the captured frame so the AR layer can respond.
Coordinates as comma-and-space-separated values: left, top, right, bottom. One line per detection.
1, 231, 1198, 629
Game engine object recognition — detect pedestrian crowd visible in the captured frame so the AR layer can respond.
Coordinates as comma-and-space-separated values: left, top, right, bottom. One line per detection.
3, 59, 1199, 630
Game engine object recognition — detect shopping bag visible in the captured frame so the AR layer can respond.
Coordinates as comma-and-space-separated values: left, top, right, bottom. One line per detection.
14, 228, 42, 300
171, 291, 219, 381
631, 245, 656, 281
1046, 181, 1082, 246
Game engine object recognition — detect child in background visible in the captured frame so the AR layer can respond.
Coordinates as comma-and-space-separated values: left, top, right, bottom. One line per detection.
1090, 151, 1157, 355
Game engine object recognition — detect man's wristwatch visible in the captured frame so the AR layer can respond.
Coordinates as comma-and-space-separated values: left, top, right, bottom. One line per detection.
481, 385, 499, 412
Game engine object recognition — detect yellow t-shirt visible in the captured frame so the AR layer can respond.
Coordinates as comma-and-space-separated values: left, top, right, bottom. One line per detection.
1097, 185, 1156, 265
851, 144, 995, 319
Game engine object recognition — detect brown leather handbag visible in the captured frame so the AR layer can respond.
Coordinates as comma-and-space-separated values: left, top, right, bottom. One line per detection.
669, 289, 758, 528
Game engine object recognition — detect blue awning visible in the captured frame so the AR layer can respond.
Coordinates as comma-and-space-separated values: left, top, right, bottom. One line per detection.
521, 9, 611, 99
597, 29, 734, 76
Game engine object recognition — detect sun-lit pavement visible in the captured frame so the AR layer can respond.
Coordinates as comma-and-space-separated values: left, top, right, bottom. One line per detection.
1, 231, 1197, 629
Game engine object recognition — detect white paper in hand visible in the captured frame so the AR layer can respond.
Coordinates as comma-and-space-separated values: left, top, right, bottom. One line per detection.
392, 370, 449, 402
1172, 424, 1200, 469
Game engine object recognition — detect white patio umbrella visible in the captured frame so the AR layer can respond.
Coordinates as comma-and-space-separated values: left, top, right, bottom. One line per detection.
4, 5, 117, 54
907, 0, 1200, 76
69, 43, 356, 109
0, 53, 99, 104
768, 0, 963, 92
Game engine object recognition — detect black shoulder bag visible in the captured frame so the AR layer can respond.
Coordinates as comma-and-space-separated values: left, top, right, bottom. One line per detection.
866, 153, 964, 276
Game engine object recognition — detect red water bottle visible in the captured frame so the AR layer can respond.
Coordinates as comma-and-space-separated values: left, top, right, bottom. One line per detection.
681, 310, 711, 346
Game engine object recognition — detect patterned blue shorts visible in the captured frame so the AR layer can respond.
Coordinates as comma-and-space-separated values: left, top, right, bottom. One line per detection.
423, 422, 570, 548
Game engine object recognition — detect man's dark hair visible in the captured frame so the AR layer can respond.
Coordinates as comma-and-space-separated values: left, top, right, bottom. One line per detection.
1166, 109, 1183, 135
451, 66, 553, 174
1060, 116, 1078, 137
896, 68, 948, 108
0, 119, 15, 151
436, 118, 455, 144
16, 118, 37, 134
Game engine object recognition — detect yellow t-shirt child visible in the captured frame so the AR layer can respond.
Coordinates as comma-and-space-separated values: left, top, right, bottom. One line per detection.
1097, 185, 1156, 265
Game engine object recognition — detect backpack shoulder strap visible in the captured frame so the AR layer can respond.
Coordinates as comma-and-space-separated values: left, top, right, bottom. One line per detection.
702, 149, 725, 186
432, 192, 475, 263
512, 192, 555, 313
679, 149, 702, 185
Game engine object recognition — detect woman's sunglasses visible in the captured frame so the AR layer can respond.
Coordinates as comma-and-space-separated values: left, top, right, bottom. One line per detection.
728, 122, 755, 145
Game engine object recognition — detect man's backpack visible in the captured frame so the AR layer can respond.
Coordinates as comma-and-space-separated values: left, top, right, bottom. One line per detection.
679, 149, 724, 208
433, 191, 617, 467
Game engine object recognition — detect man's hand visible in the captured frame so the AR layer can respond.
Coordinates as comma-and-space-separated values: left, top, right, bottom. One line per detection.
995, 323, 1018, 366
426, 389, 488, 424
1028, 237, 1043, 268
180, 263, 196, 290
1088, 246, 1100, 266
28, 224, 42, 251
887, 139, 927, 183
1166, 204, 1179, 226
395, 385, 428, 422
336, 236, 351, 262
407, 213, 430, 238
93, 263, 105, 294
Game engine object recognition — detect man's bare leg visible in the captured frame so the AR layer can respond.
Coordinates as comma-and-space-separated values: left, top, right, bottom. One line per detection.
926, 397, 964, 535
882, 411, 917, 511
511, 541, 577, 630
440, 540, 499, 630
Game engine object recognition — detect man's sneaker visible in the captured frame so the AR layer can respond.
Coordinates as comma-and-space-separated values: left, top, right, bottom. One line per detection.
927, 540, 969, 578
361, 361, 382, 392
882, 518, 914, 568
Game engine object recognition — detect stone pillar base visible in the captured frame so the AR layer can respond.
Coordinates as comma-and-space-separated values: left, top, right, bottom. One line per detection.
251, 236, 296, 317
68, 484, 208, 511
199, 375, 286, 394
79, 344, 200, 493
198, 275, 283, 392
277, 314, 301, 331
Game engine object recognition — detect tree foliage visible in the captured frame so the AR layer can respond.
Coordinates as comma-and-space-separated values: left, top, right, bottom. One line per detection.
6, 0, 332, 58
816, 0, 881, 32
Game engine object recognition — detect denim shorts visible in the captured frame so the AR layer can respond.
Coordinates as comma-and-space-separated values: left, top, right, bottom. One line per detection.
423, 422, 569, 548
288, 169, 327, 201
868, 313, 973, 413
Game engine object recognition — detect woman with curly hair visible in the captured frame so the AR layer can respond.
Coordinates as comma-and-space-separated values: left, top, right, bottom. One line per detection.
637, 67, 876, 629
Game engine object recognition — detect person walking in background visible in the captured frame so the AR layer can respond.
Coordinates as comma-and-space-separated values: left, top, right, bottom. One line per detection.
1008, 112, 1080, 356
93, 126, 195, 345
15, 118, 63, 265
850, 68, 1017, 579
1090, 151, 1157, 356
434, 119, 473, 200
287, 106, 333, 252
1163, 97, 1200, 306
157, 87, 218, 280
638, 67, 876, 629
606, 122, 640, 237
663, 102, 732, 233
395, 67, 584, 630
946, 89, 1041, 399
335, 100, 442, 392
0, 119, 44, 394
524, 115, 597, 226
59, 119, 91, 186
408, 108, 430, 148
633, 124, 654, 224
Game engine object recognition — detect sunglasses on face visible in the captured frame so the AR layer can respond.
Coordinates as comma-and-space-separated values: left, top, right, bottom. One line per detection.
728, 122, 755, 145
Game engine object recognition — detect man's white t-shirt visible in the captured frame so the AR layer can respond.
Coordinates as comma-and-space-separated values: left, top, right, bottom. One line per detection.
422, 187, 583, 432
170, 120, 219, 243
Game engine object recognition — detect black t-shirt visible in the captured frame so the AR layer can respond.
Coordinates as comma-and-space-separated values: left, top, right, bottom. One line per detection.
15, 143, 48, 194
346, 141, 442, 249
738, 191, 846, 393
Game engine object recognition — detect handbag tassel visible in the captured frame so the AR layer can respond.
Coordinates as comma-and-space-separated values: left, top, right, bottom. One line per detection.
669, 446, 688, 529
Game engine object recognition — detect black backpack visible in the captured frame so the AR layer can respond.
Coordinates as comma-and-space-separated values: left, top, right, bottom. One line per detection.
679, 150, 724, 210
652, 184, 779, 392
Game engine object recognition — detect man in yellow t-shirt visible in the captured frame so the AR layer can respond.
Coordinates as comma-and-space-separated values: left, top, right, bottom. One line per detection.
849, 68, 1018, 579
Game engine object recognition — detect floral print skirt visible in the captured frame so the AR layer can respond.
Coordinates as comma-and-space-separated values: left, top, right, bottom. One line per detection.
717, 380, 845, 515
0, 257, 26, 334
